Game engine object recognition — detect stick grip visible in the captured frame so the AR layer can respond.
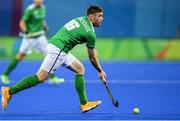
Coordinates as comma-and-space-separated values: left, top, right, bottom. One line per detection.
19, 31, 46, 38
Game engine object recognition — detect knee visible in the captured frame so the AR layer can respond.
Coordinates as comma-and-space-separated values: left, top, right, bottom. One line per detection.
16, 53, 26, 61
76, 64, 85, 75
37, 70, 49, 83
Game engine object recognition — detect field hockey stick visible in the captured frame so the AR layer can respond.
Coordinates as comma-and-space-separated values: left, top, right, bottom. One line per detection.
103, 81, 119, 107
19, 31, 46, 38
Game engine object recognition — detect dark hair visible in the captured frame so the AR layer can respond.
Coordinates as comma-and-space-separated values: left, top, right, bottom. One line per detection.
87, 5, 103, 15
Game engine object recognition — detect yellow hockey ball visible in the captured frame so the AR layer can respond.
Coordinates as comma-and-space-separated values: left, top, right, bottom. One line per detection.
133, 107, 140, 114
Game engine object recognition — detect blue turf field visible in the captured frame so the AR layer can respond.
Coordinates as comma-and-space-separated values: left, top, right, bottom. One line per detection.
0, 60, 180, 120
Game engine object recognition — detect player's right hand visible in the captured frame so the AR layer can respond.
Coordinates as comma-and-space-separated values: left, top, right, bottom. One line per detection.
99, 70, 106, 83
22, 30, 29, 35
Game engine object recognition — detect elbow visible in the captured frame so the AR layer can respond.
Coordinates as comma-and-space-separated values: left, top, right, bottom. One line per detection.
89, 55, 96, 63
89, 56, 93, 62
19, 20, 22, 26
19, 20, 23, 29
19, 20, 26, 29
88, 48, 97, 62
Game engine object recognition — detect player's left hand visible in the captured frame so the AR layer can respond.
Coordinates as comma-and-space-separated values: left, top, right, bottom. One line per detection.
99, 70, 106, 83
43, 26, 50, 33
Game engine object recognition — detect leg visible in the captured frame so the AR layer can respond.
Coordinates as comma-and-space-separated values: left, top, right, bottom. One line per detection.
66, 58, 88, 104
1, 69, 49, 110
36, 35, 64, 84
66, 58, 101, 112
1, 52, 26, 84
48, 74, 65, 84
1, 44, 60, 110
9, 69, 48, 95
5, 36, 35, 76
1, 37, 35, 84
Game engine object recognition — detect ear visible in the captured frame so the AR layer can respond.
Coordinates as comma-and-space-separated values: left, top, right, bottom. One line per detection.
88, 14, 94, 19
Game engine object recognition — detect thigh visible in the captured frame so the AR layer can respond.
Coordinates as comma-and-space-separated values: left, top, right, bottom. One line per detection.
35, 35, 48, 55
40, 44, 83, 74
19, 38, 37, 54
39, 51, 63, 74
62, 53, 76, 67
39, 44, 64, 74
66, 56, 84, 74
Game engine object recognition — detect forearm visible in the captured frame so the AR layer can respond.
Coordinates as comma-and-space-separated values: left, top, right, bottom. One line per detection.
90, 57, 103, 72
88, 48, 106, 82
88, 49, 103, 72
42, 20, 49, 31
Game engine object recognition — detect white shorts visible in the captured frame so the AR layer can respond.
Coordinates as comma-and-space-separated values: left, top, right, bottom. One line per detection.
19, 35, 48, 55
40, 44, 76, 74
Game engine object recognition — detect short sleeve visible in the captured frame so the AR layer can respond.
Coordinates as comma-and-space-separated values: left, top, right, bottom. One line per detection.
42, 5, 46, 19
22, 8, 30, 21
86, 33, 96, 49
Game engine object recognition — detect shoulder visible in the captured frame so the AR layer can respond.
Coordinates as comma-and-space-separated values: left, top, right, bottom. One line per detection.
76, 16, 84, 20
76, 16, 86, 23
86, 31, 96, 41
41, 5, 46, 10
26, 4, 35, 11
77, 16, 94, 32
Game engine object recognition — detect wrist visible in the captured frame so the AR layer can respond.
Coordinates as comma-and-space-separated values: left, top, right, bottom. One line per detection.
98, 69, 103, 73
43, 26, 49, 32
24, 30, 28, 34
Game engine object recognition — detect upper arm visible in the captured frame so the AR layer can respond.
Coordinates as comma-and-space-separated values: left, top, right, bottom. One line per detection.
19, 19, 26, 29
87, 48, 97, 58
86, 33, 96, 49
42, 20, 46, 26
22, 8, 30, 21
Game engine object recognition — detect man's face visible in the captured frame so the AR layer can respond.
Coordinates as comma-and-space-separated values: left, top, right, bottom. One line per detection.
92, 12, 103, 27
34, 0, 43, 7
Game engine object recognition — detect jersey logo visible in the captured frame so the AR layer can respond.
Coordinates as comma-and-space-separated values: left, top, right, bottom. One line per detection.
64, 20, 80, 31
78, 17, 91, 32
34, 10, 44, 19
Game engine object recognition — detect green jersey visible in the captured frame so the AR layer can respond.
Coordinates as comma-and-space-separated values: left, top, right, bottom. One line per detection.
22, 4, 46, 32
49, 16, 96, 53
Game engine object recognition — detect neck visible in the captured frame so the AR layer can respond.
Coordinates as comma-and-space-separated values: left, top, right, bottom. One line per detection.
35, 4, 42, 8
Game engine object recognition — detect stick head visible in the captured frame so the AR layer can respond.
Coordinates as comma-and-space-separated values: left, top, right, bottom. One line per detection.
113, 99, 119, 107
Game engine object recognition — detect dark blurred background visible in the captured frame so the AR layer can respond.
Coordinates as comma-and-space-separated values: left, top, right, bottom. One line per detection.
0, 0, 180, 60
